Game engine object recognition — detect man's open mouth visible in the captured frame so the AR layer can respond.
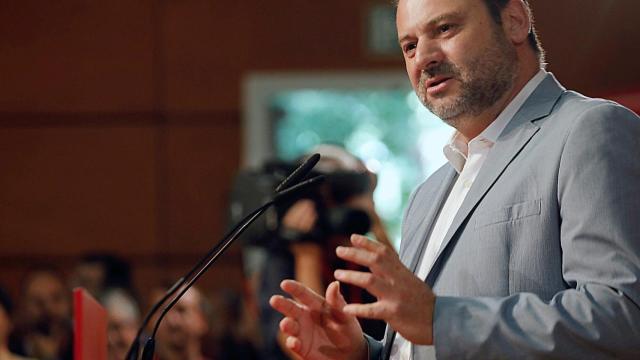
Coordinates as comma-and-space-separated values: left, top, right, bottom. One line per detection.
426, 76, 452, 88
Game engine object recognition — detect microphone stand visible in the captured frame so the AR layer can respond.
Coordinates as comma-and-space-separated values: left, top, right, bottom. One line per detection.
125, 154, 322, 360
124, 206, 265, 360
140, 176, 325, 360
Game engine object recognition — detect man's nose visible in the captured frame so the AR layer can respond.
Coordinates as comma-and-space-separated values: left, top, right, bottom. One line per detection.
414, 39, 443, 72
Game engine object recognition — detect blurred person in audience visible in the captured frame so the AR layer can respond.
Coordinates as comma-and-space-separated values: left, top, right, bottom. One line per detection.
0, 286, 34, 360
101, 288, 140, 360
72, 253, 134, 300
9, 267, 72, 360
209, 289, 259, 360
151, 286, 212, 360
255, 145, 393, 359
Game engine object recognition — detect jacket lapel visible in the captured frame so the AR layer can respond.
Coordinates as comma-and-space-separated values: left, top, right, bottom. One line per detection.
425, 74, 566, 287
405, 168, 458, 273
382, 167, 457, 358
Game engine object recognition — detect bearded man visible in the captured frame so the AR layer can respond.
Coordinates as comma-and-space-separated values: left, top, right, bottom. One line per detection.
270, 0, 640, 359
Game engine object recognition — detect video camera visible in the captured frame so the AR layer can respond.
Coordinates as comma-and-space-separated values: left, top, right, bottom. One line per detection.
229, 160, 372, 248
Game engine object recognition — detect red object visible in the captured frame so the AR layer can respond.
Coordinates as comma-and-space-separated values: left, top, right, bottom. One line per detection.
73, 287, 108, 360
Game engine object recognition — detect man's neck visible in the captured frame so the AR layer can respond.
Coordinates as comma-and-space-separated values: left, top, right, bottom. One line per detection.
454, 65, 540, 143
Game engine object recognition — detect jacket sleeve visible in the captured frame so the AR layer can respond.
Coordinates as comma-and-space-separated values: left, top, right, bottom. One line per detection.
433, 102, 640, 359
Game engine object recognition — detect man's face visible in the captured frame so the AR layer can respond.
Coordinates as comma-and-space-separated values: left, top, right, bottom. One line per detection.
107, 307, 138, 360
23, 272, 70, 329
397, 0, 517, 123
155, 288, 208, 349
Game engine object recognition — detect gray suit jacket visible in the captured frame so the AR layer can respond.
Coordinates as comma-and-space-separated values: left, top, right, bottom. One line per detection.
366, 74, 640, 359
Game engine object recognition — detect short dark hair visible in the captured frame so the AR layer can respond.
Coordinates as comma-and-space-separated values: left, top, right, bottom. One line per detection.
80, 253, 132, 291
483, 0, 545, 63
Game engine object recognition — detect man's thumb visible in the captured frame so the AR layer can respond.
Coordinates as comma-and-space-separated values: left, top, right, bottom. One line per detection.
327, 280, 347, 303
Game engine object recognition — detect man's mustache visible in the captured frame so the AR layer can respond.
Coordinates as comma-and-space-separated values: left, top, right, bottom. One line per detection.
422, 61, 459, 80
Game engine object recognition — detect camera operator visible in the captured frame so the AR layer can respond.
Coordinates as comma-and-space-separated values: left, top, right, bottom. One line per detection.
253, 145, 393, 360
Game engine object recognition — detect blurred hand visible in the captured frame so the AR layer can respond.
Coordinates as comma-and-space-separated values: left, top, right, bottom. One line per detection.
334, 234, 435, 345
269, 280, 367, 360
282, 199, 318, 233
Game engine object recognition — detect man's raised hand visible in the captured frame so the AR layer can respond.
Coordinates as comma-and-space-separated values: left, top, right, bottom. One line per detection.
334, 234, 436, 345
269, 280, 367, 360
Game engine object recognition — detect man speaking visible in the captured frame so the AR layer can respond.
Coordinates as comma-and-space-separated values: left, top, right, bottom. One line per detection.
270, 0, 640, 358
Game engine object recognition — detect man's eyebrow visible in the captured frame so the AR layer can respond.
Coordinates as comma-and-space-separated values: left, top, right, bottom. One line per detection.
398, 11, 465, 43
427, 11, 465, 27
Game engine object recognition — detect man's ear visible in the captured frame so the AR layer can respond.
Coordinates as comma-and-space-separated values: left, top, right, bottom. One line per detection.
501, 0, 531, 45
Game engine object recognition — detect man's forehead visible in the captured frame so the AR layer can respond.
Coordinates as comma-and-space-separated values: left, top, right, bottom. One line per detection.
397, 0, 485, 37
397, 0, 483, 23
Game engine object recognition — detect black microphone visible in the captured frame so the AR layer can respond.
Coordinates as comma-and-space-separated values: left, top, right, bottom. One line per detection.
126, 155, 322, 360
275, 153, 320, 192
140, 175, 325, 360
273, 175, 326, 202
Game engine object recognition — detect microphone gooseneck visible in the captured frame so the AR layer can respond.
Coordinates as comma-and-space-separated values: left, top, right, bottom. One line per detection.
273, 175, 326, 202
142, 176, 325, 359
125, 203, 266, 360
129, 155, 322, 360
275, 153, 320, 192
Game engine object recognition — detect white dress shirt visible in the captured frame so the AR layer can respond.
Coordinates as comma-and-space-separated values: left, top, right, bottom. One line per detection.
391, 69, 548, 360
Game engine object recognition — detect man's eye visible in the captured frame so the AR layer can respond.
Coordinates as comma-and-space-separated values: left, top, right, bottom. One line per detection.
438, 24, 454, 33
403, 43, 416, 54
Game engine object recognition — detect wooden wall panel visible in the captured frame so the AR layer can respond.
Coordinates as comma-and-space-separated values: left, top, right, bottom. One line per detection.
161, 113, 241, 255
528, 0, 640, 96
243, 1, 390, 69
0, 0, 155, 112
161, 1, 252, 111
0, 118, 157, 256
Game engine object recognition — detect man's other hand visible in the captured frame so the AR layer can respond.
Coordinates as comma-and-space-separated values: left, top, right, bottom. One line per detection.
335, 234, 435, 345
269, 280, 367, 360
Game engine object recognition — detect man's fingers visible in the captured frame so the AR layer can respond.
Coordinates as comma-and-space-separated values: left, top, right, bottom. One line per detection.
333, 270, 386, 297
350, 234, 383, 251
325, 280, 352, 323
281, 279, 325, 310
269, 295, 303, 318
279, 317, 300, 336
336, 246, 377, 268
285, 336, 303, 354
343, 302, 387, 320
325, 281, 346, 307
338, 235, 400, 275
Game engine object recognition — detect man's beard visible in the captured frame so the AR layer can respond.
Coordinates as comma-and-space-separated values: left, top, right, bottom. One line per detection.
417, 28, 518, 125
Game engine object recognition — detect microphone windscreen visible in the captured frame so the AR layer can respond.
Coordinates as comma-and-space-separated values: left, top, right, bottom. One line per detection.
275, 153, 321, 193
